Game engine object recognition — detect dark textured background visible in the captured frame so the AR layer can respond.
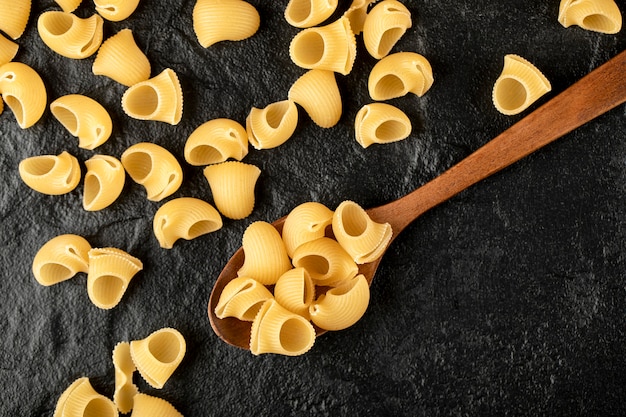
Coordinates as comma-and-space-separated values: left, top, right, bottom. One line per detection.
1, 0, 625, 415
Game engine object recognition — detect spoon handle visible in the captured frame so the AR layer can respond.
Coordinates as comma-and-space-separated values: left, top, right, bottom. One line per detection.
369, 49, 626, 234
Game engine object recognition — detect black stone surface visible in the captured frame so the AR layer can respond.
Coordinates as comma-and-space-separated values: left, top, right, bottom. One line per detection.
1, 1, 625, 416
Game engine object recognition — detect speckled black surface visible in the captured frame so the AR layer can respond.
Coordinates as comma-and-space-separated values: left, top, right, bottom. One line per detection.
1, 1, 625, 416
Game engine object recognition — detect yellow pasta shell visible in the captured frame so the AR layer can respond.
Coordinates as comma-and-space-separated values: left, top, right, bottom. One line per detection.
129, 328, 186, 389
87, 247, 143, 309
54, 377, 88, 417
60, 377, 119, 417
285, 0, 338, 28
94, 0, 141, 22
274, 267, 315, 319
203, 161, 261, 219
282, 201, 334, 257
310, 274, 369, 331
122, 68, 183, 125
214, 276, 274, 321
112, 342, 138, 414
184, 118, 248, 165
51, 94, 113, 150
354, 102, 412, 148
362, 0, 412, 59
131, 393, 184, 417
0, 33, 19, 66
153, 197, 223, 249
288, 69, 342, 128
193, 0, 260, 48
0, 0, 31, 39
368, 51, 434, 100
32, 234, 91, 286
55, 0, 82, 13
237, 221, 292, 285
246, 100, 298, 150
37, 11, 104, 59
93, 29, 151, 87
121, 142, 183, 202
558, 0, 622, 34
0, 62, 47, 129
83, 155, 125, 211
19, 151, 81, 195
343, 0, 376, 34
292, 237, 359, 286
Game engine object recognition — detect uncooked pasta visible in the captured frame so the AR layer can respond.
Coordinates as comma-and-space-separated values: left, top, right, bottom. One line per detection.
0, 61, 47, 128
354, 102, 412, 148
184, 118, 248, 165
37, 11, 104, 59
87, 247, 143, 309
288, 69, 342, 128
32, 234, 91, 286
83, 155, 125, 211
492, 54, 551, 115
203, 161, 261, 219
246, 100, 299, 149
19, 151, 81, 195
121, 68, 183, 125
129, 328, 186, 389
214, 276, 274, 321
237, 221, 293, 285
50, 94, 113, 150
193, 0, 260, 48
362, 0, 412, 59
92, 29, 151, 87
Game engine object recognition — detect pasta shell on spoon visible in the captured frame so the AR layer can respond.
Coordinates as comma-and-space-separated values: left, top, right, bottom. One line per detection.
237, 221, 292, 285
214, 276, 274, 321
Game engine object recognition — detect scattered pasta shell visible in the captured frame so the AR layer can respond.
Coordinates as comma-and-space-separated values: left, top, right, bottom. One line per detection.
284, 0, 338, 28
343, 0, 377, 34
237, 221, 292, 285
558, 0, 622, 33
112, 342, 139, 414
32, 234, 91, 286
274, 267, 315, 319
130, 328, 186, 389
53, 377, 88, 417
94, 0, 141, 22
51, 94, 113, 150
0, 62, 47, 129
332, 200, 392, 264
37, 11, 104, 59
289, 16, 357, 75
0, 0, 31, 39
121, 142, 183, 202
292, 237, 358, 286
153, 197, 223, 249
214, 276, 274, 321
93, 29, 151, 87
83, 155, 125, 211
0, 33, 19, 66
184, 118, 248, 165
282, 201, 334, 258
58, 377, 119, 417
492, 54, 551, 116
363, 0, 412, 59
246, 100, 298, 150
250, 299, 316, 356
288, 69, 342, 128
368, 52, 434, 100
193, 0, 260, 48
18, 151, 81, 195
203, 161, 261, 219
309, 274, 370, 331
131, 393, 183, 417
55, 0, 82, 13
87, 247, 143, 309
121, 68, 183, 125
354, 102, 412, 148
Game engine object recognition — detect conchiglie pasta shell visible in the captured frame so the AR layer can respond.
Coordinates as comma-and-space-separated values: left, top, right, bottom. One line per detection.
129, 328, 186, 389
237, 221, 292, 285
37, 11, 104, 59
246, 100, 298, 150
18, 151, 81, 195
184, 118, 248, 165
87, 247, 143, 309
289, 16, 357, 75
282, 201, 334, 258
55, 0, 82, 13
51, 94, 113, 150
558, 0, 622, 34
214, 276, 273, 321
112, 342, 138, 414
285, 0, 338, 28
130, 393, 184, 417
250, 299, 316, 356
368, 52, 434, 100
61, 377, 119, 417
343, 0, 376, 34
94, 0, 141, 22
310, 274, 369, 331
292, 237, 358, 286
0, 33, 19, 66
121, 142, 183, 202
332, 200, 392, 264
0, 62, 47, 129
53, 377, 88, 417
362, 0, 412, 59
122, 68, 183, 125
32, 234, 91, 286
193, 0, 260, 48
274, 267, 315, 319
492, 54, 551, 116
354, 102, 411, 148
153, 197, 223, 249
0, 0, 31, 39
83, 155, 125, 211
288, 69, 341, 128
93, 29, 151, 87
203, 161, 260, 219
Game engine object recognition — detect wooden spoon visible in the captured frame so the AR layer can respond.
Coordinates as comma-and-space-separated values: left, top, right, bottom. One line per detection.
209, 50, 626, 350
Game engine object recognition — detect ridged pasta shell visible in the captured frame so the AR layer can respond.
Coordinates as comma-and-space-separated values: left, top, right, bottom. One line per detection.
193, 0, 260, 48
59, 377, 119, 417
284, 0, 338, 28
289, 16, 357, 75
37, 11, 104, 59
51, 94, 113, 150
368, 52, 434, 100
203, 161, 261, 219
153, 197, 223, 249
93, 29, 151, 87
184, 118, 248, 165
55, 0, 82, 13
129, 328, 186, 389
250, 299, 316, 356
18, 151, 81, 195
288, 69, 342, 128
246, 100, 298, 150
292, 237, 359, 286
214, 276, 274, 321
332, 200, 392, 264
282, 201, 334, 257
492, 54, 551, 116
274, 267, 315, 319
121, 68, 183, 125
362, 0, 412, 59
354, 102, 411, 148
53, 377, 88, 417
309, 274, 369, 331
112, 342, 138, 414
131, 393, 183, 417
121, 142, 183, 202
237, 221, 293, 285
0, 0, 31, 39
94, 0, 141, 22
343, 0, 376, 34
558, 0, 622, 34
87, 247, 143, 309
83, 155, 125, 211
0, 62, 47, 129
32, 234, 91, 286
0, 33, 19, 66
